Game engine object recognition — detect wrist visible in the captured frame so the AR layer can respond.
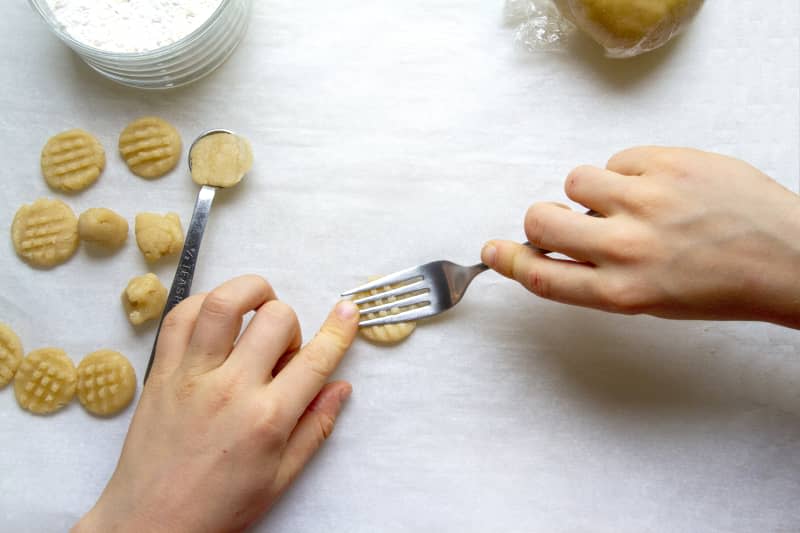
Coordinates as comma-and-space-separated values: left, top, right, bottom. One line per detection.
755, 200, 800, 329
72, 498, 177, 533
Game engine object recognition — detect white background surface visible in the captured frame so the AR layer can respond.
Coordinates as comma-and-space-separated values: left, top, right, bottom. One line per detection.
1, 1, 799, 531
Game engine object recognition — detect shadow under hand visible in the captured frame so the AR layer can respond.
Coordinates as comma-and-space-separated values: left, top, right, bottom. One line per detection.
499, 301, 799, 417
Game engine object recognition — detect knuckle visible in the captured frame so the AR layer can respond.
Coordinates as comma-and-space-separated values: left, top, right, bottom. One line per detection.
201, 293, 238, 321
526, 268, 552, 300
604, 229, 648, 263
254, 401, 287, 446
302, 338, 340, 378
160, 309, 187, 334
564, 165, 592, 197
263, 300, 298, 328
508, 246, 529, 282
241, 274, 272, 293
600, 280, 651, 315
620, 185, 668, 215
316, 412, 337, 441
174, 376, 197, 404
524, 204, 549, 246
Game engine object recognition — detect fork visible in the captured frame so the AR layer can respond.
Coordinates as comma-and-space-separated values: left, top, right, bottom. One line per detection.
341, 211, 600, 327
340, 242, 547, 327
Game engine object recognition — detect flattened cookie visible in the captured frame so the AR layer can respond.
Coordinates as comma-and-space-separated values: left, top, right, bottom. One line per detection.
12, 198, 79, 268
135, 212, 183, 262
14, 348, 77, 414
355, 276, 417, 344
41, 129, 105, 192
77, 350, 137, 416
119, 116, 182, 178
0, 323, 23, 387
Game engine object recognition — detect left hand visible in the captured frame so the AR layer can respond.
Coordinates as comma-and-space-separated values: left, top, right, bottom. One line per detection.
73, 275, 360, 533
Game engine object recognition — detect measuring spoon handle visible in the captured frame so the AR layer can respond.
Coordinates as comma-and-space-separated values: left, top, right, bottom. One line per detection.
144, 185, 217, 382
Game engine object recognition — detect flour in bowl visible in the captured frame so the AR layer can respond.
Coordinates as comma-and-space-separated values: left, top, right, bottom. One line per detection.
46, 0, 223, 53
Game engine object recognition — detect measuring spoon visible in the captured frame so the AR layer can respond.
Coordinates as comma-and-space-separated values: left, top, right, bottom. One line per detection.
144, 128, 252, 382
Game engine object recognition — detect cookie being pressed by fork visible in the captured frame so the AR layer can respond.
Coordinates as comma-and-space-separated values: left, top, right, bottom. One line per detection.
354, 276, 417, 344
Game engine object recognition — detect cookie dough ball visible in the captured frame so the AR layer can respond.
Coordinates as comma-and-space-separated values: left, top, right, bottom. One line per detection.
123, 273, 167, 325
119, 117, 182, 178
78, 208, 129, 249
555, 0, 703, 57
190, 132, 253, 188
0, 323, 23, 387
77, 350, 137, 416
12, 198, 79, 268
41, 129, 105, 192
14, 348, 77, 415
354, 276, 417, 344
135, 212, 183, 262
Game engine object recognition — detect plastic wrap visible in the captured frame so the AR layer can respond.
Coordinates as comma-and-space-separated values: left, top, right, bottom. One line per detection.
555, 0, 704, 58
504, 0, 575, 52
506, 0, 703, 58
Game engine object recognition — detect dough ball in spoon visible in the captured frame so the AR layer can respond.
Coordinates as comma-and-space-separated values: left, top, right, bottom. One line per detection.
190, 132, 253, 188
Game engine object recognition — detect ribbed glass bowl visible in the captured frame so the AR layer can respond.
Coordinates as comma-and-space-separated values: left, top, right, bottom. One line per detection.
28, 0, 253, 89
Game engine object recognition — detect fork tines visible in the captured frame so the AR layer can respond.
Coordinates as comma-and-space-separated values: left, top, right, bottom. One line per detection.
340, 268, 434, 327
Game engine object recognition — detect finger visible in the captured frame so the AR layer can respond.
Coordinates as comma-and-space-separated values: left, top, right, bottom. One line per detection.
481, 240, 604, 307
272, 348, 300, 378
150, 293, 207, 379
267, 301, 359, 422
524, 202, 609, 263
606, 146, 662, 176
564, 165, 630, 215
184, 275, 276, 375
227, 300, 302, 383
274, 381, 352, 492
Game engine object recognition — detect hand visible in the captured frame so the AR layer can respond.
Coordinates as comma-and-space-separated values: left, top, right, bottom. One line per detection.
73, 275, 360, 533
482, 147, 800, 328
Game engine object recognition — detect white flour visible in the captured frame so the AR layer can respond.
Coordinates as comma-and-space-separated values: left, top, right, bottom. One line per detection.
46, 0, 223, 53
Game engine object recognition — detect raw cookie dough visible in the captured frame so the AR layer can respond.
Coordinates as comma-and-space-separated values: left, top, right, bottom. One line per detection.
123, 273, 167, 325
555, 0, 703, 57
41, 129, 105, 192
190, 132, 253, 187
12, 198, 80, 268
119, 116, 182, 178
77, 350, 137, 416
0, 323, 23, 387
78, 208, 129, 249
135, 212, 183, 262
14, 348, 77, 414
355, 276, 417, 344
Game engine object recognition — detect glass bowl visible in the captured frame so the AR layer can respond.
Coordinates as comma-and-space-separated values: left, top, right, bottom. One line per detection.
28, 0, 253, 90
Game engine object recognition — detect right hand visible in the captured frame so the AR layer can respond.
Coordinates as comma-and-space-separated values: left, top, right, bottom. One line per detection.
482, 147, 800, 329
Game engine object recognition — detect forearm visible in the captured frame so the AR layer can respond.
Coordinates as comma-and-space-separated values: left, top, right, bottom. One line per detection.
752, 202, 800, 329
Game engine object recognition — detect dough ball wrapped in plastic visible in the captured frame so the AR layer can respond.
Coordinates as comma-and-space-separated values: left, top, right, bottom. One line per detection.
554, 0, 703, 57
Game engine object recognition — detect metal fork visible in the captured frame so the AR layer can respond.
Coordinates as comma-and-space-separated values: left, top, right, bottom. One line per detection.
341, 211, 600, 327
340, 243, 547, 328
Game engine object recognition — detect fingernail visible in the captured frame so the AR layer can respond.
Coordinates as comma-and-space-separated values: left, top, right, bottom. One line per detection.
336, 300, 359, 320
339, 384, 353, 402
482, 244, 497, 266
